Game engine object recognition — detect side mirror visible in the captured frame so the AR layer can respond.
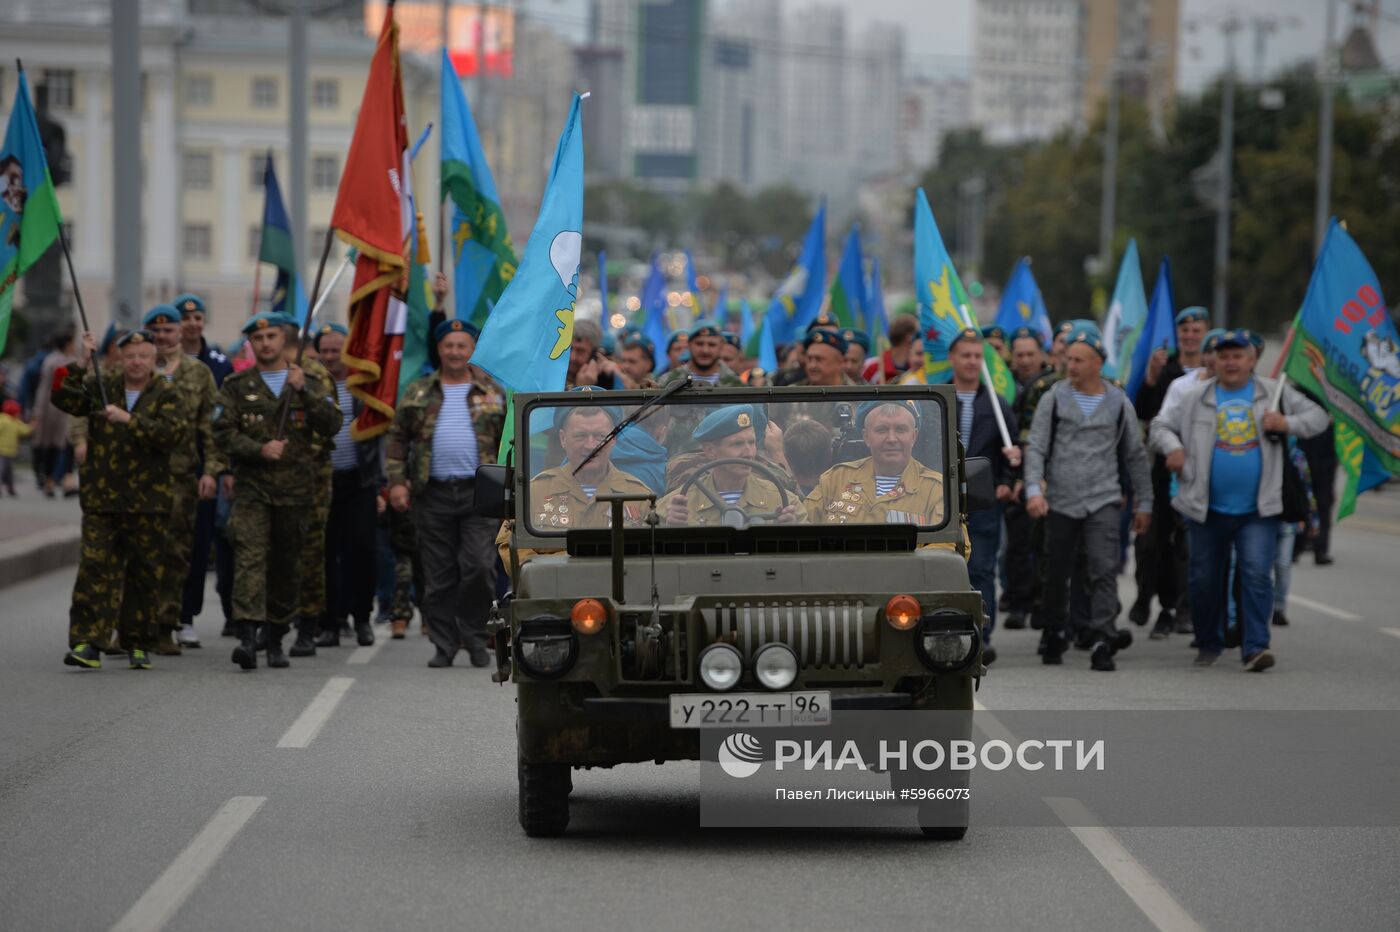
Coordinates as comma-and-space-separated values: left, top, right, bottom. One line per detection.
964, 456, 996, 513
473, 464, 514, 519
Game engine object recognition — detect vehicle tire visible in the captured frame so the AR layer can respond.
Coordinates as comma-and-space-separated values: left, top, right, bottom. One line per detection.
518, 759, 571, 837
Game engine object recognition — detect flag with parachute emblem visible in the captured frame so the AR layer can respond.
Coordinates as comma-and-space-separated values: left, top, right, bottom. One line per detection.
258, 152, 310, 324
1101, 238, 1148, 383
0, 68, 63, 356
993, 258, 1051, 349
440, 48, 516, 330
913, 188, 1014, 403
766, 201, 825, 345
398, 124, 436, 396
470, 92, 585, 395
1283, 219, 1399, 519
331, 2, 411, 440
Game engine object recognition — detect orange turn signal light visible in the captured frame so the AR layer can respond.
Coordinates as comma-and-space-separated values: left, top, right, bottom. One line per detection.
571, 599, 608, 635
885, 595, 921, 631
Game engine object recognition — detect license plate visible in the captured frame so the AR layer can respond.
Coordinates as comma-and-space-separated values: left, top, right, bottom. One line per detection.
669, 691, 831, 729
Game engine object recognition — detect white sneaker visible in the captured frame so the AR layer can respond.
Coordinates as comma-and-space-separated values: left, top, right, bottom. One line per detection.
177, 626, 202, 648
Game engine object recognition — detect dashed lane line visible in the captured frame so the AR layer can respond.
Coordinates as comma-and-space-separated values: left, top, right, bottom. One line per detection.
1288, 594, 1362, 621
1044, 797, 1207, 932
976, 700, 1206, 932
108, 796, 266, 932
276, 676, 354, 748
1379, 628, 1400, 641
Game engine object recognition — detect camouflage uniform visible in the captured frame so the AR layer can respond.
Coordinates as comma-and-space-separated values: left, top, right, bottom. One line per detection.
51, 365, 184, 652
387, 504, 421, 623
296, 356, 334, 630
1015, 367, 1062, 444
657, 472, 806, 526
385, 371, 505, 490
526, 463, 654, 531
145, 354, 216, 649
210, 364, 341, 639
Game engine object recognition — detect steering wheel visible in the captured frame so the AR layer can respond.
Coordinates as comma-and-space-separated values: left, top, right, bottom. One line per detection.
678, 457, 791, 528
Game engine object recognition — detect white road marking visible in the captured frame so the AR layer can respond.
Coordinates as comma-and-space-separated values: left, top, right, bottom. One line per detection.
108, 796, 266, 932
1044, 797, 1206, 932
1379, 627, 1400, 641
1288, 594, 1361, 621
276, 676, 354, 748
346, 635, 388, 665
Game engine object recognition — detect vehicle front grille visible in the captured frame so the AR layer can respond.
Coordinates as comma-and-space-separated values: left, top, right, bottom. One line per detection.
699, 600, 871, 670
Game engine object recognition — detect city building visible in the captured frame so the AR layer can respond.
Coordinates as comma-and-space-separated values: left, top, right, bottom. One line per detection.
700, 0, 782, 193
971, 0, 1179, 143
899, 76, 972, 173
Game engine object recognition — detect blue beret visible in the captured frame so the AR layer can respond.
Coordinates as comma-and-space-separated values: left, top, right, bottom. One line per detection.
99, 323, 126, 357
666, 329, 687, 351
1008, 326, 1040, 344
173, 293, 206, 316
1055, 320, 1075, 337
841, 328, 870, 352
1067, 326, 1106, 358
241, 312, 284, 334
804, 329, 848, 354
856, 399, 921, 430
1214, 328, 1260, 351
689, 320, 722, 339
692, 404, 758, 443
142, 304, 180, 327
980, 325, 1006, 342
274, 312, 300, 330
434, 318, 480, 343
116, 329, 154, 348
600, 332, 617, 356
722, 332, 741, 349
810, 309, 839, 330
313, 322, 348, 349
1203, 328, 1225, 351
1175, 306, 1209, 325
553, 388, 623, 431
949, 326, 981, 350
623, 334, 656, 359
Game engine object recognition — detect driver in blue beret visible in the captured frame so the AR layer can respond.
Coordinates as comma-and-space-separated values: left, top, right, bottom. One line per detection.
657, 404, 805, 526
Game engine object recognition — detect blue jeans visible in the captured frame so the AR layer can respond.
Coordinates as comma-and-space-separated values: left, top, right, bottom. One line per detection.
1273, 523, 1297, 612
968, 504, 1002, 643
1187, 511, 1279, 658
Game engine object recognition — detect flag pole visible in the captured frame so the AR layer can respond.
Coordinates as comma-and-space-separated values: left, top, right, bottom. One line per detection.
16, 59, 107, 407
957, 302, 1013, 450
1268, 320, 1299, 411
275, 226, 337, 439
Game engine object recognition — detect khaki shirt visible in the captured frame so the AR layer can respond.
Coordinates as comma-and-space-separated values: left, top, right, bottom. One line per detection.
526, 463, 655, 531
658, 472, 807, 526
804, 455, 946, 527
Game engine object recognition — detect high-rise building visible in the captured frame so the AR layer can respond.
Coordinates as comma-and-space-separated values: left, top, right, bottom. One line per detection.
701, 0, 781, 192
781, 4, 847, 195
900, 76, 972, 172
850, 22, 905, 180
972, 0, 1179, 143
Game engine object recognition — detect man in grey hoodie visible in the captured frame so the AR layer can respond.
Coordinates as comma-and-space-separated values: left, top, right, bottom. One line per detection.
1025, 326, 1152, 671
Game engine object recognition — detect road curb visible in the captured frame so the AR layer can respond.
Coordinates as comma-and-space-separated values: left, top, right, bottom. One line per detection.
0, 525, 82, 590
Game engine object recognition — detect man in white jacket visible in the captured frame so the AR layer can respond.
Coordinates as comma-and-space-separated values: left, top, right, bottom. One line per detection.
1149, 329, 1328, 672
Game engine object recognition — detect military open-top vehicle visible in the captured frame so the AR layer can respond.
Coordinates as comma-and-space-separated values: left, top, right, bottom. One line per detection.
473, 382, 996, 838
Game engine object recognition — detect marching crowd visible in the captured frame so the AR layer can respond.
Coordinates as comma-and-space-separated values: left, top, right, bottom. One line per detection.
0, 280, 1340, 676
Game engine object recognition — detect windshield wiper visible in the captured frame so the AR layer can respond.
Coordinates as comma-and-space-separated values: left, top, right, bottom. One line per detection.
572, 375, 692, 477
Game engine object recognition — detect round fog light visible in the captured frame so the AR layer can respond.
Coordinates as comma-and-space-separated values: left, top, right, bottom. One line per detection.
753, 642, 798, 690
697, 643, 744, 691
918, 632, 977, 671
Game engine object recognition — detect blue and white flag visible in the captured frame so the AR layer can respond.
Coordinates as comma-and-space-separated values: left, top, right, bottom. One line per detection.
1101, 239, 1148, 382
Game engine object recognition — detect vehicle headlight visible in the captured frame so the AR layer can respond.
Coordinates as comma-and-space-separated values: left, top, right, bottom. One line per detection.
752, 642, 798, 690
697, 643, 744, 691
914, 609, 980, 673
514, 617, 579, 679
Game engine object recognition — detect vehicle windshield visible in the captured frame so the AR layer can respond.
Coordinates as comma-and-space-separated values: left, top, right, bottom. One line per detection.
519, 390, 950, 536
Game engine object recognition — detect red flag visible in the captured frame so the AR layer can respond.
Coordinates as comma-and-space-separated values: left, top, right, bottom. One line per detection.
332, 3, 410, 440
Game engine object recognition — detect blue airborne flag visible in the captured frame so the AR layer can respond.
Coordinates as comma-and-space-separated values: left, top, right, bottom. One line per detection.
638, 252, 669, 372
1102, 239, 1148, 383
865, 257, 888, 345
828, 224, 867, 328
739, 299, 756, 347
259, 153, 310, 324
685, 248, 705, 318
470, 93, 584, 394
1126, 257, 1177, 402
597, 249, 610, 323
766, 201, 826, 345
994, 258, 1052, 349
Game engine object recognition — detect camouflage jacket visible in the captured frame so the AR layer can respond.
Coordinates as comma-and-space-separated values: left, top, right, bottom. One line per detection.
50, 365, 184, 514
210, 365, 342, 504
157, 353, 218, 478
656, 363, 745, 389
1015, 368, 1062, 445
385, 371, 506, 493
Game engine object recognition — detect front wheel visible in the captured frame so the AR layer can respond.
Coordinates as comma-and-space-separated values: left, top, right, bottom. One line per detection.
518, 759, 571, 837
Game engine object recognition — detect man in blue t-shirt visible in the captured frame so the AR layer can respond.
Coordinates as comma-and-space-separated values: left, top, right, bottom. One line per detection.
1149, 329, 1328, 672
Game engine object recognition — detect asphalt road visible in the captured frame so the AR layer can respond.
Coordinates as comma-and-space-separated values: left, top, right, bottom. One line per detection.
2, 499, 1398, 932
